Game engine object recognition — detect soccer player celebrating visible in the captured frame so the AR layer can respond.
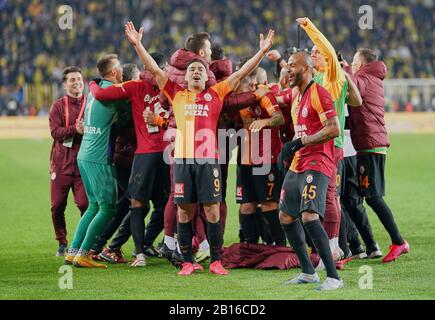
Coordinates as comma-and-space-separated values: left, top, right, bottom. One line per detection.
296, 17, 362, 267
87, 55, 171, 267
124, 21, 275, 276
278, 51, 343, 291
64, 54, 123, 268
49, 66, 88, 256
234, 66, 286, 246
343, 48, 409, 262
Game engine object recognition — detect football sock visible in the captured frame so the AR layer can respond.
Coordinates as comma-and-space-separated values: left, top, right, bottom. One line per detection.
207, 221, 223, 263
177, 222, 193, 263
240, 213, 259, 244
281, 220, 316, 275
262, 209, 286, 246
109, 212, 131, 250
305, 219, 340, 280
70, 202, 99, 250
365, 196, 404, 245
77, 249, 89, 257
130, 206, 150, 254
80, 203, 116, 251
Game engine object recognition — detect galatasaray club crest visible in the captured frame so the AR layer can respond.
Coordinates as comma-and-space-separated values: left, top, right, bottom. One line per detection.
268, 173, 275, 182
51, 172, 56, 180
204, 93, 212, 102
302, 106, 308, 118
360, 165, 365, 174
213, 168, 219, 178
306, 174, 313, 183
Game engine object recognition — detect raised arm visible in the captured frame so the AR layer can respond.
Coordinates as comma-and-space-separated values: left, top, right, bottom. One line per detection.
124, 21, 167, 89
297, 17, 344, 84
226, 29, 275, 90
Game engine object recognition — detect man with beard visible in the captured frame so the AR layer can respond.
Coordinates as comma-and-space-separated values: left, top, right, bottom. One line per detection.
278, 51, 343, 290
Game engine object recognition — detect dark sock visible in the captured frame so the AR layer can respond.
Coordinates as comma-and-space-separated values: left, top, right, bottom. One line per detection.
366, 197, 403, 245
338, 210, 351, 257
240, 213, 259, 244
304, 219, 340, 280
177, 221, 193, 263
130, 206, 149, 254
109, 211, 131, 250
262, 209, 286, 246
281, 220, 315, 275
207, 221, 222, 262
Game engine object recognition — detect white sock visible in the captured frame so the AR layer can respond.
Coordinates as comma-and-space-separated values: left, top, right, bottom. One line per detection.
199, 240, 209, 251
164, 235, 176, 250
176, 241, 181, 254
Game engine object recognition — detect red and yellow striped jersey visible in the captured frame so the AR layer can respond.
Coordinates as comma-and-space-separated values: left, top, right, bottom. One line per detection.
289, 82, 337, 177
162, 79, 232, 159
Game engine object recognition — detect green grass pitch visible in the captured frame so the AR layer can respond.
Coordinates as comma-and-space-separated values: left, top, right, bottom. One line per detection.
0, 134, 434, 300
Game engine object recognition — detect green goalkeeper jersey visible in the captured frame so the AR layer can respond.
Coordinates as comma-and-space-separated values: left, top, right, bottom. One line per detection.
78, 79, 119, 165
314, 72, 348, 149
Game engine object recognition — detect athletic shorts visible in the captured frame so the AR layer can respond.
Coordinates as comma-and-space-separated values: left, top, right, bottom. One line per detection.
173, 159, 222, 204
78, 159, 117, 205
236, 164, 280, 203
279, 170, 329, 218
128, 152, 169, 202
357, 153, 386, 197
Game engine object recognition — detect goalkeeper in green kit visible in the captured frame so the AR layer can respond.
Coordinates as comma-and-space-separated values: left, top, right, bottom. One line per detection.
64, 54, 123, 268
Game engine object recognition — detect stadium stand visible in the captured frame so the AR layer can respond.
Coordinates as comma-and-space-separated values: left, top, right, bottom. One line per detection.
0, 0, 433, 114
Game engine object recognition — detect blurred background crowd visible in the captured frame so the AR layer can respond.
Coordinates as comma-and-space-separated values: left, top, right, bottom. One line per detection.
0, 0, 433, 115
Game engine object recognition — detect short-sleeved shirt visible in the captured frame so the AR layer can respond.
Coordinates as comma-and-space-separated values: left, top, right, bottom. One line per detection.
162, 79, 232, 159
96, 79, 170, 154
78, 80, 120, 165
238, 93, 282, 165
289, 82, 337, 177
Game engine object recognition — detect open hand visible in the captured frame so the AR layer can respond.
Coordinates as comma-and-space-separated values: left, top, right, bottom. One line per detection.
125, 21, 144, 46
259, 29, 275, 53
143, 109, 157, 124
249, 119, 270, 132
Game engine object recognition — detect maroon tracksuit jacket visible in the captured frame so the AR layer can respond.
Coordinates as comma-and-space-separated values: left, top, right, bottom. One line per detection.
49, 95, 88, 245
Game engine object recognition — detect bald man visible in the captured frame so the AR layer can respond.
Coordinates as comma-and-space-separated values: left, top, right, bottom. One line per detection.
278, 52, 343, 291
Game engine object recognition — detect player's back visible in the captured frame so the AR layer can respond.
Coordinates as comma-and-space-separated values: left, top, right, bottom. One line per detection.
78, 80, 118, 165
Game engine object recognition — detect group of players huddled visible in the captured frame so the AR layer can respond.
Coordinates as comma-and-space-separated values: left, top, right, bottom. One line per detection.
49, 17, 409, 291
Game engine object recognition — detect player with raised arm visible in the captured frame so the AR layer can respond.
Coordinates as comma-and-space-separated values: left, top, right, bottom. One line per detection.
124, 21, 275, 276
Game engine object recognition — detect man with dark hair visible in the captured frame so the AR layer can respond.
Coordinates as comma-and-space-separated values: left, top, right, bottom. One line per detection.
64, 54, 123, 268
278, 51, 343, 290
88, 54, 171, 267
184, 32, 212, 60
124, 21, 275, 276
342, 48, 409, 263
49, 66, 88, 256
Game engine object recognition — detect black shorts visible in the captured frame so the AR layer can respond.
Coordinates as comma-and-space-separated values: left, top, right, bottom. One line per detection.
236, 164, 280, 204
357, 153, 386, 197
279, 170, 329, 218
173, 159, 222, 204
342, 155, 360, 202
128, 152, 169, 202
